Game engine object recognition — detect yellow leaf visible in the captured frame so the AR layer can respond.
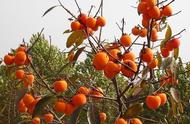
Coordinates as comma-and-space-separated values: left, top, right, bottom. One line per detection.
157, 51, 162, 68
174, 48, 179, 60
66, 30, 85, 48
160, 25, 172, 49
165, 25, 172, 41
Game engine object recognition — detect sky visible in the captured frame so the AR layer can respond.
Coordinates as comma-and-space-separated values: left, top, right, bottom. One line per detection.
0, 0, 190, 62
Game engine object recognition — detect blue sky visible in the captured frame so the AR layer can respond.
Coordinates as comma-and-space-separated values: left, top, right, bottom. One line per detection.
0, 0, 190, 62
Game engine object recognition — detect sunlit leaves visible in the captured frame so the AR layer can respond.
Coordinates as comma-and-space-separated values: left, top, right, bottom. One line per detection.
174, 48, 179, 60
66, 30, 86, 48
156, 51, 162, 68
160, 25, 172, 49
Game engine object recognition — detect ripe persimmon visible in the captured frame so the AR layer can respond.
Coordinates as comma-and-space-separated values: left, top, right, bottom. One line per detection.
139, 28, 147, 37
104, 61, 121, 78
27, 97, 40, 114
77, 86, 90, 95
122, 51, 136, 62
78, 13, 87, 25
151, 28, 158, 42
108, 49, 121, 61
138, 2, 148, 14
161, 48, 170, 58
23, 93, 35, 107
115, 118, 128, 124
18, 99, 27, 113
157, 93, 167, 106
148, 6, 161, 19
71, 21, 81, 31
86, 17, 96, 29
162, 5, 173, 16
92, 24, 99, 31
142, 18, 149, 28
142, 14, 151, 21
140, 48, 154, 63
93, 52, 109, 70
64, 103, 75, 115
14, 51, 27, 65
44, 113, 54, 123
130, 118, 142, 124
96, 16, 106, 27
72, 94, 87, 107
165, 41, 173, 51
4, 54, 15, 65
146, 0, 157, 7
16, 45, 26, 52
53, 80, 68, 93
121, 60, 137, 78
170, 38, 180, 48
23, 74, 35, 87
54, 100, 66, 113
32, 117, 40, 124
148, 58, 158, 69
99, 112, 107, 122
132, 26, 140, 36
146, 95, 161, 109
120, 34, 132, 47
15, 69, 25, 80
151, 33, 158, 42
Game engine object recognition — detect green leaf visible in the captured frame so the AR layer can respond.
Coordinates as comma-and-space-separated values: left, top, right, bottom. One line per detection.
165, 25, 172, 40
124, 103, 144, 118
72, 47, 85, 65
157, 51, 162, 68
32, 95, 57, 117
68, 105, 84, 124
66, 30, 85, 48
63, 29, 72, 34
42, 5, 59, 17
174, 48, 179, 60
160, 25, 172, 49
170, 87, 181, 103
87, 103, 100, 124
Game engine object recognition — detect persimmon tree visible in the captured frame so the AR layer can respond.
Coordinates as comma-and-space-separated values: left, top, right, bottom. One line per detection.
1, 0, 190, 123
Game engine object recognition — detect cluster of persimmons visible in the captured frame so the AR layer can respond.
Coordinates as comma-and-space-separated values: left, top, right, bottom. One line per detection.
71, 13, 106, 37
2, 0, 182, 123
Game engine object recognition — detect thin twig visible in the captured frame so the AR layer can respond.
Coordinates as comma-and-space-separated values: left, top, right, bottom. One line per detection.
58, 0, 77, 19
94, 0, 103, 18
88, 5, 95, 17
28, 56, 56, 95
27, 28, 44, 53
74, 0, 81, 14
